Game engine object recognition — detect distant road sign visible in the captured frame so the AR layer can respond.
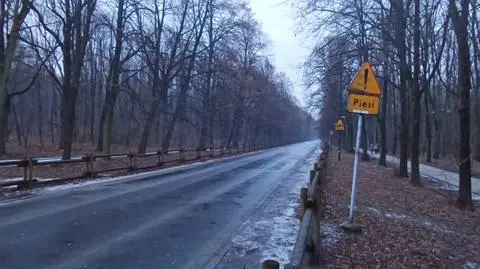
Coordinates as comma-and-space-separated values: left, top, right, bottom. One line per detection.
335, 119, 345, 131
347, 61, 382, 96
347, 93, 380, 115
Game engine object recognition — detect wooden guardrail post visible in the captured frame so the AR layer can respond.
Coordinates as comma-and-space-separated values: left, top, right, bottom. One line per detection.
83, 154, 95, 177
157, 150, 164, 166
196, 148, 201, 160
209, 147, 214, 158
27, 157, 33, 181
311, 191, 321, 264
299, 187, 308, 221
20, 157, 34, 182
22, 158, 28, 182
262, 259, 280, 269
220, 147, 224, 156
179, 149, 185, 162
128, 151, 136, 171
18, 157, 35, 189
28, 158, 33, 181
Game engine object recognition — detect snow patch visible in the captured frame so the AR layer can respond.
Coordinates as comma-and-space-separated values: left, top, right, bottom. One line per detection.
360, 206, 457, 234
320, 223, 341, 246
465, 261, 480, 269
230, 180, 304, 266
37, 178, 113, 193
0, 177, 24, 183
259, 167, 310, 266
385, 212, 407, 220
226, 147, 318, 268
364, 207, 381, 215
260, 210, 299, 265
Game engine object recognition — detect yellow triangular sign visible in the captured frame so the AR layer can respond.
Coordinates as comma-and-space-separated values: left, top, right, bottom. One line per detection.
347, 61, 382, 96
335, 119, 345, 131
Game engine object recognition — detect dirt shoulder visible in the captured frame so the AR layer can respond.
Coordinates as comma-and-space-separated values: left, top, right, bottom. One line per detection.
318, 151, 480, 268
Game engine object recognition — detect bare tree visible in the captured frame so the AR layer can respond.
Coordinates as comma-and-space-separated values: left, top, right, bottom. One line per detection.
0, 0, 33, 154
449, 0, 472, 209
32, 0, 97, 159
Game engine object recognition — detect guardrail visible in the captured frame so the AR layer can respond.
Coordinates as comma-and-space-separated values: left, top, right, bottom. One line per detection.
0, 146, 257, 190
262, 142, 329, 269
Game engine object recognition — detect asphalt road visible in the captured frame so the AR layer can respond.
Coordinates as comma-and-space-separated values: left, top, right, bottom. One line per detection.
0, 140, 319, 269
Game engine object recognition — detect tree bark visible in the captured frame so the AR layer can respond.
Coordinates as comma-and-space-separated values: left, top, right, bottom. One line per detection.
450, 0, 473, 209
394, 0, 409, 177
379, 65, 388, 166
0, 0, 32, 154
97, 0, 125, 154
409, 0, 421, 185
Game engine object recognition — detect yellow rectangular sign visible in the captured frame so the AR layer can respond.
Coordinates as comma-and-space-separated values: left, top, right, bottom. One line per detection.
347, 93, 380, 115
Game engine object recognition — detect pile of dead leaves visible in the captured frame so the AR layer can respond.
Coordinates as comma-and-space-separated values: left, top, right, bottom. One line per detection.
318, 151, 480, 269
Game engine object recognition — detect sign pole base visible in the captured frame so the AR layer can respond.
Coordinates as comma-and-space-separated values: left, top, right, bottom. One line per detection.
338, 137, 341, 161
341, 114, 363, 233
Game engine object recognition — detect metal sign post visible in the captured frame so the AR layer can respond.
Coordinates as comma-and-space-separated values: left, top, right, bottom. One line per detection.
338, 136, 342, 162
329, 130, 334, 146
348, 115, 363, 222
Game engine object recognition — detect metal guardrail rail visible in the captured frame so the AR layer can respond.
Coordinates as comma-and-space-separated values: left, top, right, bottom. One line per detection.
262, 142, 329, 269
0, 146, 259, 189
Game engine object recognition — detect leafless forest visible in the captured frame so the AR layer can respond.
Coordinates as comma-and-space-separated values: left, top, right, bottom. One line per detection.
297, 0, 477, 208
0, 0, 316, 161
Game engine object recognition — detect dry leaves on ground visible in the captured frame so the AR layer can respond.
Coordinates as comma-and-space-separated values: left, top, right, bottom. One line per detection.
319, 151, 480, 269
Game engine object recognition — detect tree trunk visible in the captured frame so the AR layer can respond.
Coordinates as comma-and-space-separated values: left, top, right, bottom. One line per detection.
199, 3, 214, 149
409, 0, 421, 185
450, 0, 473, 209
162, 89, 187, 150
348, 117, 354, 153
89, 55, 96, 145
395, 0, 409, 177
424, 90, 432, 163
138, 99, 160, 153
475, 101, 480, 161
379, 66, 388, 166
0, 98, 9, 154
50, 90, 56, 145
361, 118, 370, 161
100, 90, 119, 154
61, 85, 78, 159
37, 87, 45, 148
0, 0, 31, 154
97, 0, 125, 153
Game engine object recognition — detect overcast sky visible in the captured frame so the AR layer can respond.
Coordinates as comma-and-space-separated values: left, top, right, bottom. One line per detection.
249, 0, 312, 107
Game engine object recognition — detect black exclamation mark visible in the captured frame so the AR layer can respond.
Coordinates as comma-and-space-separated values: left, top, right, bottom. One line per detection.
363, 69, 369, 90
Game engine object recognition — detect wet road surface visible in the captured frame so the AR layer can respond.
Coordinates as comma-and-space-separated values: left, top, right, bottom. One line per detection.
0, 140, 319, 269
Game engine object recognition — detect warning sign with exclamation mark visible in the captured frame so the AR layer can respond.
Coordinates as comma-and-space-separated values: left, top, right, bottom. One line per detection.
347, 62, 382, 96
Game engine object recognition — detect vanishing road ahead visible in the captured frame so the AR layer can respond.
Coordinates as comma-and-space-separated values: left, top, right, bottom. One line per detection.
0, 140, 319, 269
